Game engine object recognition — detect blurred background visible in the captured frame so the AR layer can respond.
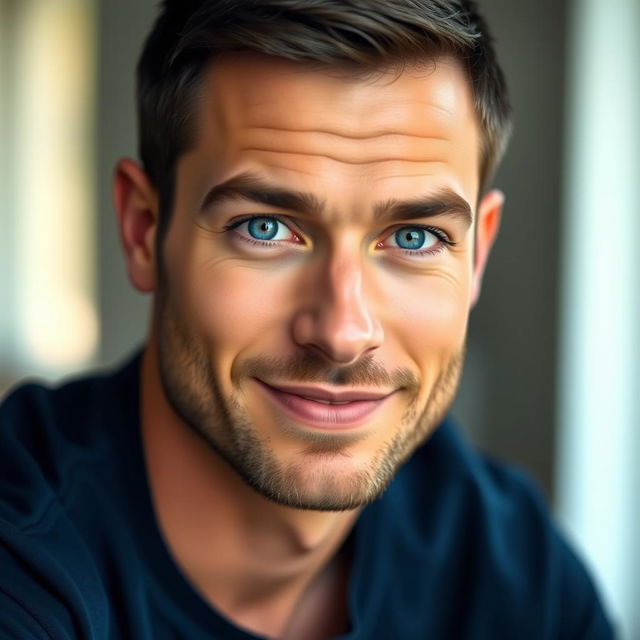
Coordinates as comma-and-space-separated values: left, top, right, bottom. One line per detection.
0, 0, 638, 636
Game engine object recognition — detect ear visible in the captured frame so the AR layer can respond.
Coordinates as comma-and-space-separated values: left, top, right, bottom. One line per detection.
469, 189, 504, 308
113, 158, 159, 293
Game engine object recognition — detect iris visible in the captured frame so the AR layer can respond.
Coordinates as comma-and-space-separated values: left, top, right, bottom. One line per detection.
247, 217, 279, 240
395, 228, 426, 250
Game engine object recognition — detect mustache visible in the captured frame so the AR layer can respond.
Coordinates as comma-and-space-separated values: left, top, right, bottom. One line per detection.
234, 351, 419, 391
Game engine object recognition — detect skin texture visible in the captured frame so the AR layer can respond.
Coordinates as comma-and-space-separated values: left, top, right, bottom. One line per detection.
114, 53, 502, 638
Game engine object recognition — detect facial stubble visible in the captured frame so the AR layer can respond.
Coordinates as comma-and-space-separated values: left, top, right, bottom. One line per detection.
156, 284, 464, 511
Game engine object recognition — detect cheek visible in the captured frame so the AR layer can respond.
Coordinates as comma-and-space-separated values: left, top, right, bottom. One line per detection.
385, 273, 470, 357
172, 253, 296, 357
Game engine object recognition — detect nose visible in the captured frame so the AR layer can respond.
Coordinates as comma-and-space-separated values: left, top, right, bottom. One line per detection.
291, 248, 384, 365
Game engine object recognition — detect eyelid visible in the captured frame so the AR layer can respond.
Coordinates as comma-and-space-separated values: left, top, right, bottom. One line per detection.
224, 213, 299, 231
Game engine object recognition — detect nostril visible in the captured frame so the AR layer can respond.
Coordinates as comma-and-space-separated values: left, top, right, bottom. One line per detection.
292, 317, 383, 366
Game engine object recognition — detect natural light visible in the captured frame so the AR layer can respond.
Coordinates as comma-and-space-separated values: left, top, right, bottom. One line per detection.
556, 0, 640, 637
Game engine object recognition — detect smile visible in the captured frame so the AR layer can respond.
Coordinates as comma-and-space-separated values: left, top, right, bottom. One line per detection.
255, 380, 395, 430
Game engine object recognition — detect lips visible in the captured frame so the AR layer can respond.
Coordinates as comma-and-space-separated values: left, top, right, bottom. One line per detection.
255, 380, 394, 430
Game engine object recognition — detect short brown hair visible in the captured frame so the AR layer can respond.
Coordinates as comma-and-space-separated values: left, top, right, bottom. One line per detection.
137, 0, 512, 238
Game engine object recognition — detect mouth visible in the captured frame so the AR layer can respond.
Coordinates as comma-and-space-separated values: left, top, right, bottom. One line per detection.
254, 380, 395, 430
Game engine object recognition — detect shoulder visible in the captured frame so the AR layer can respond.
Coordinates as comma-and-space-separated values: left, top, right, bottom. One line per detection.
0, 518, 105, 640
388, 418, 561, 546
403, 417, 565, 535
0, 357, 140, 639
364, 418, 616, 638
0, 356, 139, 528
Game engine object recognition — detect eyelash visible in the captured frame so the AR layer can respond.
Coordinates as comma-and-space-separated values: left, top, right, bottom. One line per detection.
222, 215, 456, 255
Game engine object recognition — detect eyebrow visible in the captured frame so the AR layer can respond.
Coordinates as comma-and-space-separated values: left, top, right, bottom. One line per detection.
373, 193, 472, 227
200, 171, 473, 228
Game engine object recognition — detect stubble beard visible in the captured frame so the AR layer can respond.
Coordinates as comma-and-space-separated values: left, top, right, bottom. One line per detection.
156, 286, 465, 511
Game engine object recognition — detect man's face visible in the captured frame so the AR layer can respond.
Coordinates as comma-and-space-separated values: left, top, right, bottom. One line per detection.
153, 54, 493, 510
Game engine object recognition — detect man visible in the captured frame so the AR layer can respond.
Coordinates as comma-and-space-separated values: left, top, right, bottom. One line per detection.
0, 1, 614, 638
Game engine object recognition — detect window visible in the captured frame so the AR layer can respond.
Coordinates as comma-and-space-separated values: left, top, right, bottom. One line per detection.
0, 0, 97, 391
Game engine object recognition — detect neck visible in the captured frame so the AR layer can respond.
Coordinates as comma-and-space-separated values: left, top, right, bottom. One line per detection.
139, 333, 359, 637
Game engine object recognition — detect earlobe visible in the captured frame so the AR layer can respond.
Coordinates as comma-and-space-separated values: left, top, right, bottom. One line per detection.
113, 158, 159, 293
470, 189, 504, 308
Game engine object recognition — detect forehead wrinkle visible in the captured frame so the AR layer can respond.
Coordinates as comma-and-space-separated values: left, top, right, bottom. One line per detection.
245, 125, 451, 143
239, 148, 448, 166
369, 172, 439, 183
236, 123, 453, 166
234, 112, 455, 162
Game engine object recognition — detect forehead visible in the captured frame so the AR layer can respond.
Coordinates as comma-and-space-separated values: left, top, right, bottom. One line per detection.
182, 53, 481, 210
212, 53, 470, 126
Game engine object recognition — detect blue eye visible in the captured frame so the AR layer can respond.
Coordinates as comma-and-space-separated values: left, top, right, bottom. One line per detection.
380, 225, 450, 256
247, 217, 280, 240
224, 215, 303, 247
392, 227, 444, 252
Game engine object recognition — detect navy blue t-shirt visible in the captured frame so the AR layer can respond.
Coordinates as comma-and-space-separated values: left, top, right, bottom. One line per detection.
0, 354, 615, 639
